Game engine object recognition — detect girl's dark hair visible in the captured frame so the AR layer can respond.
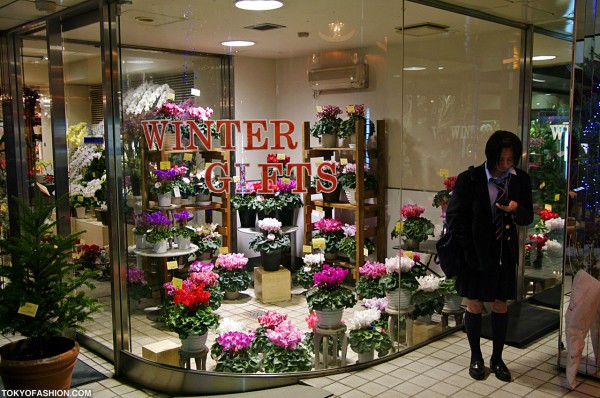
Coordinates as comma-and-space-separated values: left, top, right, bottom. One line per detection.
485, 130, 522, 167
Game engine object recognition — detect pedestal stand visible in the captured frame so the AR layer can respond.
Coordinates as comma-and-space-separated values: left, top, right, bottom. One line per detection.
441, 307, 465, 329
313, 325, 348, 369
386, 306, 414, 351
179, 345, 208, 370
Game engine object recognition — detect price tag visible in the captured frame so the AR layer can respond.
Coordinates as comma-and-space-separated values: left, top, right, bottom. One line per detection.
160, 161, 171, 170
173, 186, 181, 198
303, 245, 313, 253
346, 105, 355, 113
539, 182, 546, 189
219, 247, 229, 254
439, 169, 449, 178
404, 251, 414, 260
364, 248, 369, 256
186, 225, 196, 232
340, 158, 348, 165
554, 193, 561, 201
544, 204, 553, 211
171, 277, 183, 289
167, 261, 179, 270
182, 177, 190, 184
312, 238, 326, 249
281, 178, 291, 184
315, 206, 324, 213
316, 106, 323, 112
233, 176, 240, 183
395, 221, 403, 233
78, 195, 83, 202
277, 153, 286, 160
205, 162, 213, 169
18, 302, 39, 317
183, 153, 193, 161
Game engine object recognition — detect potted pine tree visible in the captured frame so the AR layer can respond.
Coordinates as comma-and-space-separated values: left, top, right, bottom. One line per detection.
0, 194, 101, 389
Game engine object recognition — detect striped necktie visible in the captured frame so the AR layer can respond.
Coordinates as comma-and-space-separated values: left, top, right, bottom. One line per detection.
491, 178, 508, 240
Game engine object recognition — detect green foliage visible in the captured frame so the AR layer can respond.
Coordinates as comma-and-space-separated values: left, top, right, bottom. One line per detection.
173, 225, 196, 239
338, 236, 375, 259
128, 283, 152, 303
306, 284, 356, 311
0, 194, 101, 356
159, 300, 219, 339
263, 345, 312, 373
411, 289, 445, 318
348, 327, 392, 355
294, 266, 318, 289
378, 266, 426, 292
355, 276, 386, 299
249, 232, 290, 254
310, 117, 342, 138
253, 196, 282, 214
337, 172, 377, 190
217, 268, 251, 292
339, 117, 375, 139
175, 179, 195, 198
277, 192, 303, 209
145, 227, 173, 243
432, 190, 451, 208
249, 327, 273, 355
193, 236, 222, 253
214, 351, 261, 373
231, 193, 255, 210
399, 217, 435, 242
313, 231, 344, 254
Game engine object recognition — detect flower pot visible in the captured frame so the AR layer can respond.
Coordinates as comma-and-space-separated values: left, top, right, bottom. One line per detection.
279, 207, 297, 227
321, 185, 341, 203
260, 250, 282, 272
324, 251, 338, 260
157, 192, 172, 207
315, 309, 344, 328
0, 336, 79, 389
403, 238, 421, 251
135, 234, 148, 250
172, 196, 182, 205
100, 210, 109, 226
176, 235, 191, 250
225, 290, 240, 300
197, 192, 212, 205
75, 206, 86, 219
349, 133, 357, 148
94, 208, 103, 222
444, 294, 463, 311
357, 349, 375, 363
199, 251, 213, 262
238, 208, 256, 228
152, 239, 168, 254
180, 197, 193, 205
256, 210, 277, 221
320, 133, 337, 147
180, 333, 208, 353
344, 188, 357, 205
387, 288, 412, 310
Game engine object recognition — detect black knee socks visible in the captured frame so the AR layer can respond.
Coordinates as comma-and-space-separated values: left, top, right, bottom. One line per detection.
491, 311, 508, 363
464, 311, 482, 362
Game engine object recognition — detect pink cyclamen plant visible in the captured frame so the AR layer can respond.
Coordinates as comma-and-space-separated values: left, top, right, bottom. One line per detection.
217, 253, 248, 270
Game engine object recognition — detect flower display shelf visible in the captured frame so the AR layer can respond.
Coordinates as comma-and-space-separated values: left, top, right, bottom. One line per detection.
302, 119, 386, 278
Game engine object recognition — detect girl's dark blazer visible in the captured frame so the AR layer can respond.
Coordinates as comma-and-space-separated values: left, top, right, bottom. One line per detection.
445, 163, 533, 271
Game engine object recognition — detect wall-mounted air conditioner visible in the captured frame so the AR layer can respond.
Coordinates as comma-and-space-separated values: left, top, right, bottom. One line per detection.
308, 64, 368, 92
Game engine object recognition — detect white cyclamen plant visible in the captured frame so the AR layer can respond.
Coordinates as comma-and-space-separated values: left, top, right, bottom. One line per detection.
302, 253, 325, 267
347, 309, 382, 330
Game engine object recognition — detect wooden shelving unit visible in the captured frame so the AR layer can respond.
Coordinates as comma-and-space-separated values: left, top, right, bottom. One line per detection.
302, 119, 386, 278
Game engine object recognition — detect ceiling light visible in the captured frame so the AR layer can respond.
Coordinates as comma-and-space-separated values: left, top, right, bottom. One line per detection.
403, 67, 426, 71
532, 78, 546, 83
234, 0, 283, 11
126, 59, 154, 64
532, 55, 556, 61
221, 40, 255, 47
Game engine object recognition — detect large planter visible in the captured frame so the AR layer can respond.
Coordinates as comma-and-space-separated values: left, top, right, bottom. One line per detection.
74, 206, 86, 219
387, 288, 412, 310
225, 290, 240, 300
260, 250, 282, 272
152, 239, 168, 254
238, 208, 256, 228
157, 192, 172, 207
320, 133, 337, 147
403, 238, 421, 251
175, 235, 191, 250
344, 188, 357, 205
0, 337, 79, 389
180, 333, 208, 353
315, 309, 344, 328
444, 294, 463, 311
357, 349, 374, 363
279, 207, 297, 227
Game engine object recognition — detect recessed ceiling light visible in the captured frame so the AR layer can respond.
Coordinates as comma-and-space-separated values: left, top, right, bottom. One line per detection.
403, 66, 426, 71
221, 40, 255, 47
532, 55, 556, 61
126, 59, 154, 64
234, 0, 283, 11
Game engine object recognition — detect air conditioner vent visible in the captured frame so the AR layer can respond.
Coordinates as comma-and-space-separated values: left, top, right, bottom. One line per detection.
308, 64, 368, 92
245, 23, 286, 31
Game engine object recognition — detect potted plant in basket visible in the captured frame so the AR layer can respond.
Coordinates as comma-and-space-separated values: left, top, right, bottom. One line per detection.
151, 167, 179, 207
337, 223, 376, 263
144, 211, 173, 253
172, 209, 195, 249
306, 264, 357, 328
347, 309, 392, 362
312, 217, 344, 260
192, 222, 221, 261
0, 195, 101, 389
249, 217, 291, 271
263, 320, 312, 373
379, 252, 426, 310
215, 252, 251, 300
391, 204, 435, 250
294, 252, 325, 290
356, 261, 387, 299
337, 162, 377, 205
310, 105, 343, 147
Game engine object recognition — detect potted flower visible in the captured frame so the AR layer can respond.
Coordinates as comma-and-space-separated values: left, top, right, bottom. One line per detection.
216, 252, 251, 300
379, 252, 426, 310
192, 222, 221, 261
391, 204, 435, 250
175, 176, 196, 205
188, 261, 224, 309
250, 310, 288, 355
294, 252, 325, 290
275, 178, 303, 226
337, 162, 377, 205
211, 328, 260, 373
310, 105, 343, 147
432, 175, 457, 211
528, 233, 549, 268
144, 211, 173, 253
306, 264, 357, 327
347, 309, 392, 362
160, 273, 220, 349
151, 167, 179, 206
263, 320, 312, 373
356, 261, 387, 299
232, 180, 260, 228
337, 223, 375, 263
127, 267, 152, 306
534, 208, 560, 235
254, 193, 282, 220
311, 161, 340, 203
411, 276, 458, 322
133, 212, 151, 249
312, 217, 344, 260
172, 209, 195, 249
339, 104, 375, 147
69, 190, 89, 218
0, 195, 101, 389
249, 217, 291, 271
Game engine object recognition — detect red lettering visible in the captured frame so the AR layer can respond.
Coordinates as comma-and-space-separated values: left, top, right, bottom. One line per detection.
217, 120, 240, 150
257, 163, 283, 194
243, 120, 268, 150
286, 163, 311, 193
206, 163, 231, 194
170, 121, 185, 150
271, 120, 297, 150
316, 162, 337, 193
187, 120, 212, 150
141, 120, 169, 150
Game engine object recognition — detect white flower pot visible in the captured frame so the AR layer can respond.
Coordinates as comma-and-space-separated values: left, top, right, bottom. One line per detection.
75, 206, 86, 219
315, 309, 344, 328
176, 236, 191, 250
357, 349, 374, 363
152, 239, 168, 254
344, 189, 356, 205
180, 333, 208, 352
444, 294, 463, 311
197, 193, 212, 205
387, 288, 412, 310
171, 196, 182, 205
135, 234, 148, 249
157, 193, 172, 207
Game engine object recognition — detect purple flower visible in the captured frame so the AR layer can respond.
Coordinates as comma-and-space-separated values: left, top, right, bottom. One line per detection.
173, 209, 192, 226
190, 261, 214, 272
217, 330, 256, 352
265, 320, 305, 350
146, 211, 172, 227
276, 178, 297, 193
127, 267, 147, 285
313, 264, 347, 287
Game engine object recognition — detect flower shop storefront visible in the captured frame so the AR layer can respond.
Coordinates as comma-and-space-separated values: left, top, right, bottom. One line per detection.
0, 0, 585, 395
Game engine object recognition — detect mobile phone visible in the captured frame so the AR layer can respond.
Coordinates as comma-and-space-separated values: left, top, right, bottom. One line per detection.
497, 198, 509, 206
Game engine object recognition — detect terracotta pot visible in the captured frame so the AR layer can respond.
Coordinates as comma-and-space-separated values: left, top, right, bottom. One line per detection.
0, 336, 79, 389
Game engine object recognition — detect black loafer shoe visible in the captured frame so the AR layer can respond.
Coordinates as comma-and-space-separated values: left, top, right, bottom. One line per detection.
469, 359, 485, 380
490, 359, 511, 382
